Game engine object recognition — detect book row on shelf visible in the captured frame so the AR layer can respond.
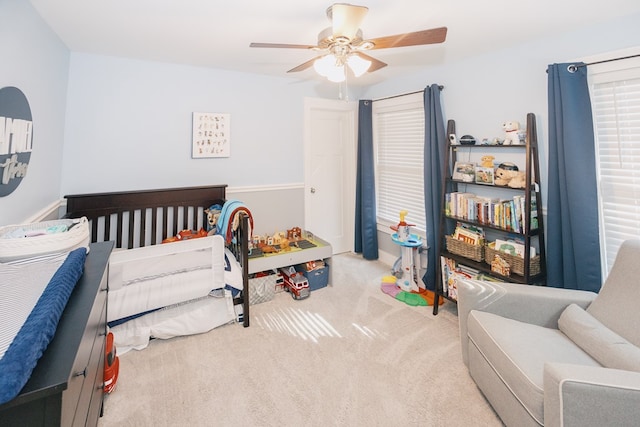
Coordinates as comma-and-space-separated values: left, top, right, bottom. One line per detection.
445, 191, 538, 233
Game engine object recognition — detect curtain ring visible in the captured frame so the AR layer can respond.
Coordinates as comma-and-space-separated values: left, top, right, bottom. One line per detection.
567, 64, 578, 73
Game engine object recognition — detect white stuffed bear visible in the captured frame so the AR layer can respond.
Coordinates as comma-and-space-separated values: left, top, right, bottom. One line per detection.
502, 121, 521, 145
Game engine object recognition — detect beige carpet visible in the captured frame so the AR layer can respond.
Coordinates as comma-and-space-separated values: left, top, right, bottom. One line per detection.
98, 252, 501, 426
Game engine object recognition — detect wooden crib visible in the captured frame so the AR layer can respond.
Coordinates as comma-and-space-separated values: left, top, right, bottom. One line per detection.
64, 184, 251, 328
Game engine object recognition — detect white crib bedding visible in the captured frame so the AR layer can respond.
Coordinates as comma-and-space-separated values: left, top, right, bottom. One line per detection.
106, 235, 240, 352
108, 268, 218, 322
109, 293, 235, 354
107, 235, 225, 323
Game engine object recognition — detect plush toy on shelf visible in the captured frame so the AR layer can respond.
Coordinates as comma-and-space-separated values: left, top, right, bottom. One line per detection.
507, 171, 526, 188
480, 155, 495, 168
494, 165, 526, 188
502, 120, 521, 145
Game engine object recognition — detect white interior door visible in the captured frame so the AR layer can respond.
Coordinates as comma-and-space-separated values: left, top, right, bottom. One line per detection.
304, 97, 357, 254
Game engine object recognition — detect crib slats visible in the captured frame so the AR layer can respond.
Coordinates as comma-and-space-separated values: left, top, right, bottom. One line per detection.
139, 209, 146, 248
151, 207, 158, 245
161, 206, 173, 244
192, 207, 199, 232
116, 212, 123, 248
90, 218, 99, 243
63, 185, 251, 326
126, 211, 134, 249
180, 206, 186, 233
64, 185, 227, 249
183, 207, 189, 231
172, 206, 179, 238
104, 214, 111, 243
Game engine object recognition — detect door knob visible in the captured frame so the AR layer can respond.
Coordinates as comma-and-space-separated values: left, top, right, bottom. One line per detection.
310, 187, 316, 193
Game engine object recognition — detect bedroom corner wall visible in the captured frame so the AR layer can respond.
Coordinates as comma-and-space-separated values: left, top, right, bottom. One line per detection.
0, 1, 70, 226
61, 54, 320, 195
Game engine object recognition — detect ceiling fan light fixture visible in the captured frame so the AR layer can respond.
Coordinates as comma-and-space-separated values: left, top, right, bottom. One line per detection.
250, 5, 447, 82
329, 4, 369, 41
346, 54, 371, 77
313, 54, 336, 77
326, 64, 346, 82
314, 54, 346, 82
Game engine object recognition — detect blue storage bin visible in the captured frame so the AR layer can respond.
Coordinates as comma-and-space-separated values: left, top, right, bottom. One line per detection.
296, 262, 329, 291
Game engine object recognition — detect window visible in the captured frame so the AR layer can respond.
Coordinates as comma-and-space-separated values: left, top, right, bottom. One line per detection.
372, 93, 426, 234
588, 53, 640, 275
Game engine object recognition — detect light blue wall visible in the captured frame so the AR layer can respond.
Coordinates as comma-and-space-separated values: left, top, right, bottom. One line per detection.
60, 54, 338, 194
0, 1, 70, 225
2, 2, 639, 231
363, 12, 640, 209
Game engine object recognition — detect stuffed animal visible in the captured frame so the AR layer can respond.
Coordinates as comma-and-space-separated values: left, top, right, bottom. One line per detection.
507, 170, 526, 188
495, 167, 527, 188
502, 121, 521, 145
494, 167, 512, 186
480, 155, 495, 168
205, 204, 222, 234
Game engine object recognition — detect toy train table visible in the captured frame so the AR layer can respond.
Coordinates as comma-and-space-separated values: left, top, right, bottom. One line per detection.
248, 231, 332, 286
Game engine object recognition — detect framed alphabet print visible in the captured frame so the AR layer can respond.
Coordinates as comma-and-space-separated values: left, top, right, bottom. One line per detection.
192, 112, 230, 158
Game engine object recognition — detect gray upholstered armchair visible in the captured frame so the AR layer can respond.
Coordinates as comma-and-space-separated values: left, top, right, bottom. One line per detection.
457, 239, 640, 427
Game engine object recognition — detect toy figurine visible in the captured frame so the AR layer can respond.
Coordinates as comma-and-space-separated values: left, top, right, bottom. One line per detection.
390, 210, 414, 242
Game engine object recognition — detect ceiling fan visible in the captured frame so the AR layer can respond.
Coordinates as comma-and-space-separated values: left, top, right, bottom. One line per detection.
249, 3, 447, 81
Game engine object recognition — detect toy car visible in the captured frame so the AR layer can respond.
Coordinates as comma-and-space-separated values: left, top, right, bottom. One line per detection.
279, 266, 310, 300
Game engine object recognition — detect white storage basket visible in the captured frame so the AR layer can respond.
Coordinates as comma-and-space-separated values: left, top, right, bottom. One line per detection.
0, 217, 90, 262
248, 271, 276, 305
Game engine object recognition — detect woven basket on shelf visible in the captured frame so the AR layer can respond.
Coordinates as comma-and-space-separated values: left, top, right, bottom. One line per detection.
485, 241, 541, 276
445, 235, 484, 262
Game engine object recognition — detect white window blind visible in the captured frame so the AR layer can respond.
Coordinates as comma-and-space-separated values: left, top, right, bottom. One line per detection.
372, 93, 426, 232
589, 57, 640, 274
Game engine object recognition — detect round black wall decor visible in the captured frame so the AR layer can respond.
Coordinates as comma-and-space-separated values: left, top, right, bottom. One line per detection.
0, 86, 33, 197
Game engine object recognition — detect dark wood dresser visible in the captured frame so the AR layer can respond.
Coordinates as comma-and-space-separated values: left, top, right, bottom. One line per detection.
0, 241, 113, 426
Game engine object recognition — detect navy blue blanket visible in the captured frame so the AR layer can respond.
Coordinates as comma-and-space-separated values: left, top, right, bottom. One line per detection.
0, 248, 87, 405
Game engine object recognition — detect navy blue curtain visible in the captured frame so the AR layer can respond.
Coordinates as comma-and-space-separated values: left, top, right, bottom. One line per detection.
547, 63, 602, 292
422, 84, 446, 291
354, 99, 378, 260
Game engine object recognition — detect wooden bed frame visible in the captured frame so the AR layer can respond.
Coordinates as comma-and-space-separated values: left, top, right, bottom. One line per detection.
64, 185, 250, 327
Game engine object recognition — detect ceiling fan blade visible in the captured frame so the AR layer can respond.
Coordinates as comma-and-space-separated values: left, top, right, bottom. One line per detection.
329, 3, 368, 40
369, 27, 447, 50
250, 42, 315, 49
354, 52, 387, 72
287, 57, 319, 73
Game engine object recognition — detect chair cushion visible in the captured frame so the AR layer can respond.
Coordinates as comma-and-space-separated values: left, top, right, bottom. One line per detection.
559, 303, 640, 372
467, 310, 600, 424
587, 239, 640, 347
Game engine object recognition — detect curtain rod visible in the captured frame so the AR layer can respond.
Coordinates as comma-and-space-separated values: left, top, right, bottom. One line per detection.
372, 85, 444, 102
568, 53, 640, 72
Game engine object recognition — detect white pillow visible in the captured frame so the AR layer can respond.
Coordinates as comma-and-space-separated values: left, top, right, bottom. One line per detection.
558, 303, 640, 372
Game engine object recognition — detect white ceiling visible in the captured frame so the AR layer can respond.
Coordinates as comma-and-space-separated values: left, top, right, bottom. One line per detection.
29, 0, 640, 86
